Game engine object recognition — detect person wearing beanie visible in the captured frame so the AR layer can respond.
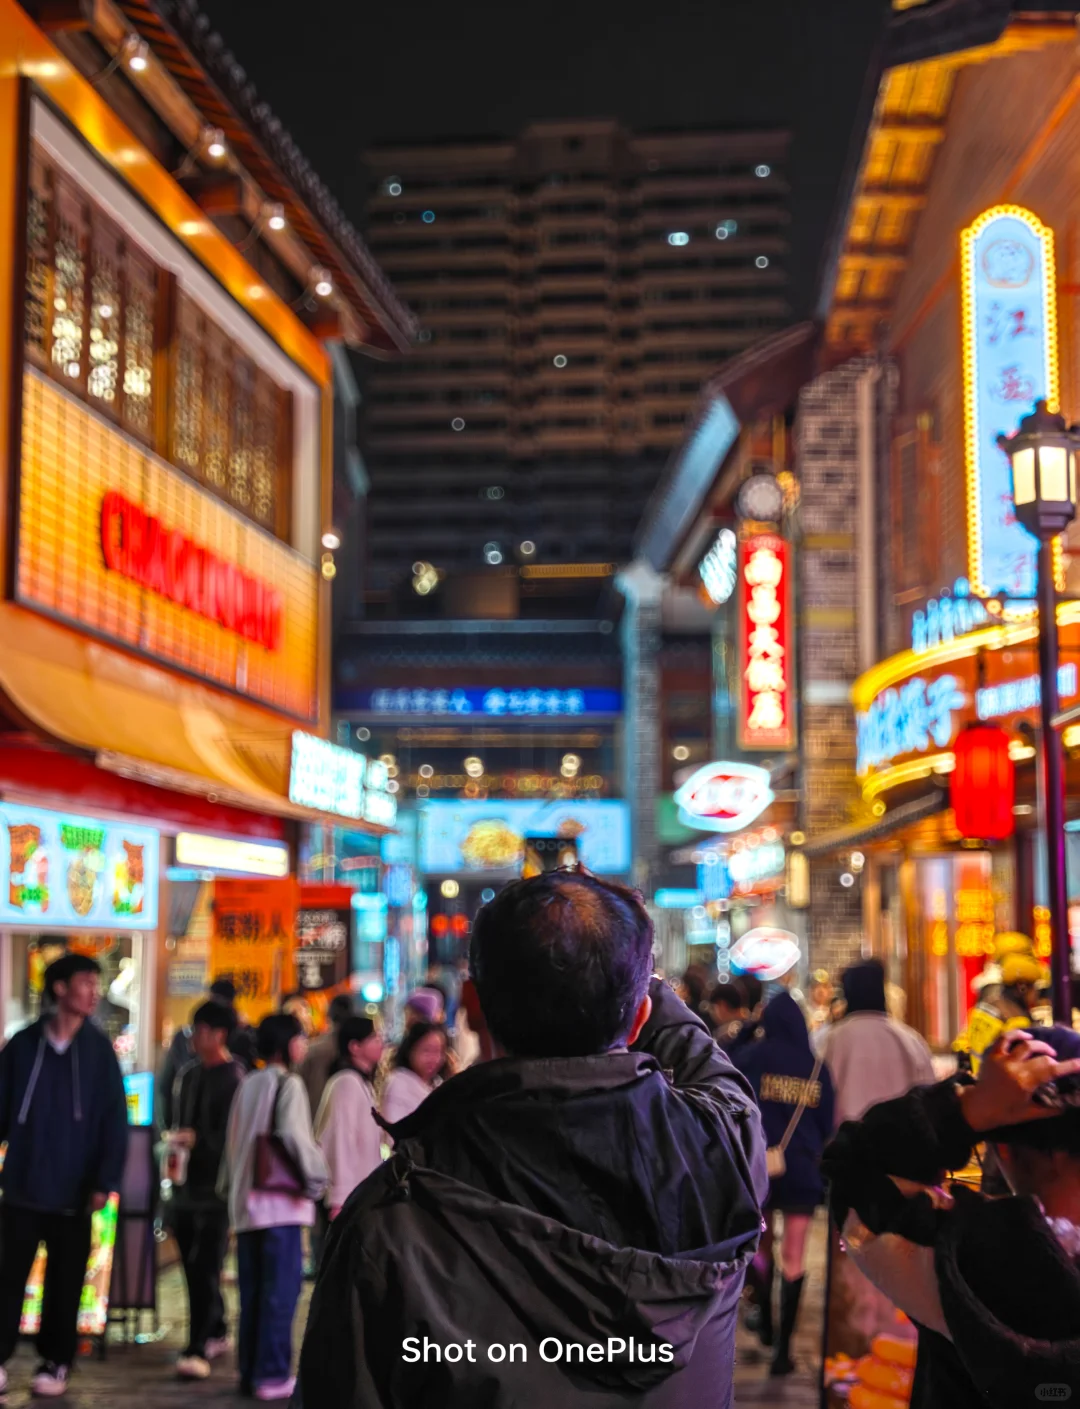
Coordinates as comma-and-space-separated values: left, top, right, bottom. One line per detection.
403, 987, 444, 1028
819, 958, 935, 1127
823, 1026, 1080, 1407
313, 1016, 385, 1223
0, 953, 128, 1399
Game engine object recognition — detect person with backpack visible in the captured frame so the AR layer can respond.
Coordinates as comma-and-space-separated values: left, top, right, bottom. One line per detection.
300, 870, 766, 1409
734, 990, 835, 1375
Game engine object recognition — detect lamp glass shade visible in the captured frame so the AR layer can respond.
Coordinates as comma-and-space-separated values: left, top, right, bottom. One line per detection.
1012, 446, 1036, 506
1040, 444, 1070, 503
950, 722, 1015, 842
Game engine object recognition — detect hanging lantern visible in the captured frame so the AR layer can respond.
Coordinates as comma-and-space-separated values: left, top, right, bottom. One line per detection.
950, 722, 1015, 841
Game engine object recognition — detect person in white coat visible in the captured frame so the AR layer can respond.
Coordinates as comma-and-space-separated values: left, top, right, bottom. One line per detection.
314, 1016, 385, 1223
381, 1021, 450, 1127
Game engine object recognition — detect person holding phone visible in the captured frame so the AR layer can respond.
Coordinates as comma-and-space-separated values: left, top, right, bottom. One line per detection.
823, 1027, 1080, 1407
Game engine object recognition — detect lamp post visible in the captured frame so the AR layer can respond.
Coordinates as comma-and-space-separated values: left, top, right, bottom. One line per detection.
998, 400, 1080, 1021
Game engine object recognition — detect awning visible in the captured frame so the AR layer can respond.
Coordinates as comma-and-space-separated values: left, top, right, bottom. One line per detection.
801, 790, 948, 858
0, 606, 386, 833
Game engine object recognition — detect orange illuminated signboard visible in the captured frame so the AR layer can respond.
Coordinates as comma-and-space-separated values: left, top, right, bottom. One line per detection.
15, 373, 318, 720
738, 532, 794, 751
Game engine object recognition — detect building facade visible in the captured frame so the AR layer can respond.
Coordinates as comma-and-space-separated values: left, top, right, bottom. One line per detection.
359, 121, 791, 594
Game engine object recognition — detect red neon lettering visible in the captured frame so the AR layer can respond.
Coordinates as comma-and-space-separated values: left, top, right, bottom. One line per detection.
98, 492, 284, 653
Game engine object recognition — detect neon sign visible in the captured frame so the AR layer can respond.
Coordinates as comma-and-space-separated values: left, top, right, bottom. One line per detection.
961, 205, 1058, 600
975, 663, 1078, 720
699, 527, 737, 606
738, 533, 793, 750
100, 491, 283, 652
674, 762, 774, 834
912, 578, 991, 654
856, 675, 964, 775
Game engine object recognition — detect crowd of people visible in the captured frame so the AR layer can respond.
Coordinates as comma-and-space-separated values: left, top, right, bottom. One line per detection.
1, 890, 1079, 1407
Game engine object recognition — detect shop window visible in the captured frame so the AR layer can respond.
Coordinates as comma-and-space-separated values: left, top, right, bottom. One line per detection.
24, 143, 293, 540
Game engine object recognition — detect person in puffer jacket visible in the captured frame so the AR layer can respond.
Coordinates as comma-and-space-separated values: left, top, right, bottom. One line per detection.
734, 991, 835, 1375
0, 953, 128, 1399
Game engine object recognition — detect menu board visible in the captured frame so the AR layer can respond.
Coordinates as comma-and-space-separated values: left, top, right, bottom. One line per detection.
0, 804, 158, 930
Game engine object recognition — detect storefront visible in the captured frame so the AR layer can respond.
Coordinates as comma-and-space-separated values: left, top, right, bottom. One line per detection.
0, 1, 411, 1069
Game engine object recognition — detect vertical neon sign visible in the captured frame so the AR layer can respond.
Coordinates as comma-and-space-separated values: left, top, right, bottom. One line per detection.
738, 532, 794, 750
961, 204, 1059, 601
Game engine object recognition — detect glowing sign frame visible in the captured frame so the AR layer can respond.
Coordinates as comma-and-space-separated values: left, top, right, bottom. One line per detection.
737, 532, 794, 750
960, 204, 1060, 601
673, 761, 775, 834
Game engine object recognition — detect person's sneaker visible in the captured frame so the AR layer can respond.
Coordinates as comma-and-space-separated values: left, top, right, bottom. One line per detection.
204, 1337, 232, 1362
254, 1376, 296, 1401
30, 1363, 69, 1398
176, 1355, 211, 1380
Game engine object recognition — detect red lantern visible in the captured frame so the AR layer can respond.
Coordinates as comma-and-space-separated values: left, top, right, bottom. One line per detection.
950, 722, 1015, 841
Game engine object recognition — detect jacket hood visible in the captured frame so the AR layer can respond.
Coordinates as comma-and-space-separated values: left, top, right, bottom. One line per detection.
380, 1152, 747, 1392
761, 992, 810, 1049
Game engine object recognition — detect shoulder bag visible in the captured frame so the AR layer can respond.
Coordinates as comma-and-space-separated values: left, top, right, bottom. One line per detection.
253, 1072, 305, 1196
765, 1054, 824, 1180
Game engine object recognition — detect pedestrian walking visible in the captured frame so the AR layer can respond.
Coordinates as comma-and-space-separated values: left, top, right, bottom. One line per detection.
300, 870, 766, 1409
823, 1028, 1080, 1407
220, 1013, 328, 1403
157, 976, 254, 1129
733, 991, 835, 1375
167, 1000, 243, 1381
314, 1016, 384, 1222
298, 993, 355, 1118
0, 954, 128, 1399
380, 1020, 449, 1125
820, 958, 934, 1126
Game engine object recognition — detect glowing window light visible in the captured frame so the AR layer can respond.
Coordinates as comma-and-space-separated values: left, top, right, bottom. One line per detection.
667, 231, 690, 246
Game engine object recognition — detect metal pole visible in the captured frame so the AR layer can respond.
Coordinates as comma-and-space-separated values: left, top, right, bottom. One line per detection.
1037, 538, 1072, 1022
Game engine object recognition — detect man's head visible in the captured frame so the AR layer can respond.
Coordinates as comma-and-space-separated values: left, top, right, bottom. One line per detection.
842, 959, 887, 1015
470, 871, 654, 1058
986, 1026, 1080, 1201
734, 973, 763, 1015
191, 1000, 236, 1062
337, 1015, 383, 1074
209, 977, 238, 1006
328, 993, 355, 1029
44, 953, 101, 1018
709, 982, 746, 1027
1000, 951, 1047, 1016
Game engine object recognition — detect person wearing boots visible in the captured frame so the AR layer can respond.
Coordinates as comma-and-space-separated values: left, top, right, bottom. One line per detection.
734, 990, 835, 1375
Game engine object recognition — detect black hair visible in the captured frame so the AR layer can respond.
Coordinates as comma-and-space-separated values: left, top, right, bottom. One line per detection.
394, 1020, 448, 1077
328, 994, 355, 1026
470, 871, 654, 1058
44, 953, 100, 1000
192, 1000, 237, 1037
734, 973, 763, 1012
209, 978, 238, 1003
257, 1012, 303, 1064
709, 982, 745, 1011
842, 959, 888, 1015
681, 965, 710, 1012
336, 1015, 376, 1061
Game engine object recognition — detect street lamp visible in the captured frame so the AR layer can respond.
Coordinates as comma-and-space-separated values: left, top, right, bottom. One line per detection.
998, 400, 1080, 1021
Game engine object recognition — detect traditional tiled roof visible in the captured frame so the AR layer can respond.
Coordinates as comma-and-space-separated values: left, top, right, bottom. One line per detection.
115, 0, 417, 353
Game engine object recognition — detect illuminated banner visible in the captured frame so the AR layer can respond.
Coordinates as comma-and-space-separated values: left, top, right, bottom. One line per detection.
16, 371, 318, 720
698, 527, 737, 606
961, 205, 1058, 599
288, 734, 397, 826
674, 762, 774, 834
0, 803, 158, 930
340, 686, 622, 718
738, 532, 794, 750
419, 800, 630, 875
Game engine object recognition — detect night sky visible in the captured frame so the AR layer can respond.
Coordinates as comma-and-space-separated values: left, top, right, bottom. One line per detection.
200, 0, 888, 317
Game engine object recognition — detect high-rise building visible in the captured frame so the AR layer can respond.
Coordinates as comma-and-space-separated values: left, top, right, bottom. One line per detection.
360, 120, 791, 596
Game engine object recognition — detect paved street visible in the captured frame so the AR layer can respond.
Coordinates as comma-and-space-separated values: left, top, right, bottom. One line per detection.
1, 1220, 824, 1408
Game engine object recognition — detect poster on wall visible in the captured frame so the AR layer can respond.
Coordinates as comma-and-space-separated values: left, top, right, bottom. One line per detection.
210, 878, 298, 1024
0, 804, 158, 930
295, 886, 353, 993
961, 205, 1057, 600
419, 800, 631, 876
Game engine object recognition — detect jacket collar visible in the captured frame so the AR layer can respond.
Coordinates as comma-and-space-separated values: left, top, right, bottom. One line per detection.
384, 1049, 661, 1142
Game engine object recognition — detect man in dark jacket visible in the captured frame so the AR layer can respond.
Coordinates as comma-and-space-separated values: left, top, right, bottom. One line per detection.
300, 870, 767, 1409
823, 1027, 1080, 1407
0, 953, 128, 1399
169, 1000, 244, 1382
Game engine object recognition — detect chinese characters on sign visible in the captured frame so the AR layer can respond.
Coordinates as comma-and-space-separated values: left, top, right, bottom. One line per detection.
911, 578, 991, 654
295, 887, 352, 993
976, 663, 1078, 720
698, 527, 738, 607
209, 878, 297, 1023
961, 206, 1058, 599
738, 533, 794, 750
289, 733, 366, 819
351, 687, 621, 718
856, 675, 964, 775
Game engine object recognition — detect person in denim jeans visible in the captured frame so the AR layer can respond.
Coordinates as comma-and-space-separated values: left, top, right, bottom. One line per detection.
221, 1013, 328, 1402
